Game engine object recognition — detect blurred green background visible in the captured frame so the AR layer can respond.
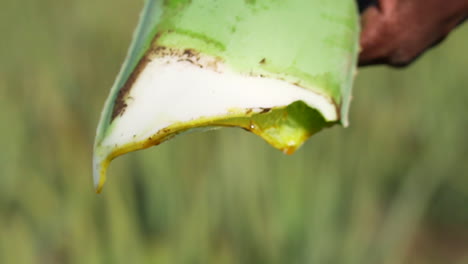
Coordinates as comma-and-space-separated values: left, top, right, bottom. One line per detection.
1, 0, 468, 263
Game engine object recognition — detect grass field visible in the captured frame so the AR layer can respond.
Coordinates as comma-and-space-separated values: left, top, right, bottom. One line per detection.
1, 0, 468, 263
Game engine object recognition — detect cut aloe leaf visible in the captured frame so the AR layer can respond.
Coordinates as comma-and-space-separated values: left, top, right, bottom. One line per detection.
93, 0, 360, 193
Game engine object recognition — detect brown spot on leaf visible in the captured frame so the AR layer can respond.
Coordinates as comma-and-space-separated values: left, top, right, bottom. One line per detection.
110, 30, 234, 121
259, 58, 266, 64
152, 43, 223, 72
111, 56, 151, 120
183, 48, 195, 57
259, 108, 271, 114
111, 32, 170, 121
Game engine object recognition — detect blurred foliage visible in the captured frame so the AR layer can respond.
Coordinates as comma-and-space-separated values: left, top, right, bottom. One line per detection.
1, 0, 468, 263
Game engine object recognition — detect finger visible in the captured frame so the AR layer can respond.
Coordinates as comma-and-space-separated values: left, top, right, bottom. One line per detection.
359, 0, 428, 67
359, 0, 468, 67
358, 4, 392, 66
357, 0, 376, 13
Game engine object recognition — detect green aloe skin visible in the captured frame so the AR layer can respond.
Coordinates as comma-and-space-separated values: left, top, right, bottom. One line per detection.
94, 0, 360, 192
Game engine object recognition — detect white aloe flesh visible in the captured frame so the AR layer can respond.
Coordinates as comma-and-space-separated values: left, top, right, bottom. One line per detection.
93, 0, 360, 193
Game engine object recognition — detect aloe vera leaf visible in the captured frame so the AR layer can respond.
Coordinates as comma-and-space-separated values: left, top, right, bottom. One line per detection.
93, 0, 360, 193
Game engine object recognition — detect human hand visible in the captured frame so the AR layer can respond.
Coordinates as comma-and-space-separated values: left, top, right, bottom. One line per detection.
358, 0, 468, 67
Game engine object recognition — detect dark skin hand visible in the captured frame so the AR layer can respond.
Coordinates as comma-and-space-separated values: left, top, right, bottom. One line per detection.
358, 0, 468, 67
